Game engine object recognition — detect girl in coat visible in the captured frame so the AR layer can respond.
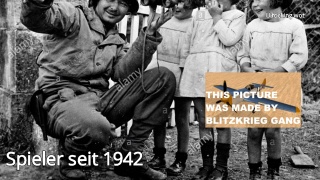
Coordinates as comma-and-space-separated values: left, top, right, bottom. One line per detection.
179, 0, 246, 179
146, 0, 196, 176
238, 0, 308, 179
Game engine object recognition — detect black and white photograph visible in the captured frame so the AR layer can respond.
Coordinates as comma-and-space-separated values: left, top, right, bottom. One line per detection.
0, 0, 319, 179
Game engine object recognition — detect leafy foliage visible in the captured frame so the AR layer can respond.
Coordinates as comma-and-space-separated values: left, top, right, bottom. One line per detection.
0, 113, 34, 163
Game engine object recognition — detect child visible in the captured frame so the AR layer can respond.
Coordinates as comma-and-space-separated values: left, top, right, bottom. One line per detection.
179, 0, 246, 179
238, 0, 308, 179
146, 0, 196, 176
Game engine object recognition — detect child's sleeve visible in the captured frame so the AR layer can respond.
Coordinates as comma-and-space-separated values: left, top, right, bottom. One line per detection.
179, 19, 195, 68
213, 13, 246, 46
281, 21, 308, 72
237, 24, 251, 66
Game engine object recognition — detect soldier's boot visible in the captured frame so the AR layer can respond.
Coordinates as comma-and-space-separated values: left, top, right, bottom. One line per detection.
114, 150, 167, 180
59, 143, 87, 180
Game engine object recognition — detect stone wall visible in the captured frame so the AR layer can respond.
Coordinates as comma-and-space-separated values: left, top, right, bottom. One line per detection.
0, 0, 38, 131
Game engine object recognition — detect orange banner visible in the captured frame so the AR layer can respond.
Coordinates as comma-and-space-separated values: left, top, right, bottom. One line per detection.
205, 73, 301, 128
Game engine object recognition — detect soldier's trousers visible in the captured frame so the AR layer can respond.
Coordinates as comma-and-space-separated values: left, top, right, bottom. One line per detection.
47, 67, 175, 155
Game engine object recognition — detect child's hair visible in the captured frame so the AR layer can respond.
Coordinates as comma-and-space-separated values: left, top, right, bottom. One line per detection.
230, 0, 240, 5
249, 0, 293, 10
182, 0, 205, 9
183, 0, 240, 9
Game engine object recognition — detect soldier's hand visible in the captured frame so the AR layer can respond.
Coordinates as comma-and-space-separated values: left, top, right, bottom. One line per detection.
146, 5, 174, 35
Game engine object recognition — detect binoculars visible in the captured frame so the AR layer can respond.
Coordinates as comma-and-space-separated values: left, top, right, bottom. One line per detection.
140, 0, 205, 8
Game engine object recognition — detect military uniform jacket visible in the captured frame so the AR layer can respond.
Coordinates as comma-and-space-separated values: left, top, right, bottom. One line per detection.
21, 0, 162, 109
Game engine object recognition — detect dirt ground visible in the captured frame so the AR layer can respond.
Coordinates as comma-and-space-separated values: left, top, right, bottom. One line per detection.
0, 103, 319, 180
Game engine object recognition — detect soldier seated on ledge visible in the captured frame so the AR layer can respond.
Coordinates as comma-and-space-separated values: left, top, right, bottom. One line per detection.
20, 0, 175, 179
